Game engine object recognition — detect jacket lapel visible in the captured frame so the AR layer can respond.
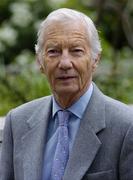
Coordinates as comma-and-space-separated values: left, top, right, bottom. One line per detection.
21, 96, 52, 180
64, 84, 106, 180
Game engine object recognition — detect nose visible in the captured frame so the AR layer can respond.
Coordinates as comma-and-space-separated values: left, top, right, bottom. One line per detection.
58, 49, 73, 70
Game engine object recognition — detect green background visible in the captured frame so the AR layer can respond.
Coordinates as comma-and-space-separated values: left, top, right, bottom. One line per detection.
0, 0, 133, 115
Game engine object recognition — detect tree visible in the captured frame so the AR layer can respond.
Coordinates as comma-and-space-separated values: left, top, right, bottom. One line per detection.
0, 0, 52, 115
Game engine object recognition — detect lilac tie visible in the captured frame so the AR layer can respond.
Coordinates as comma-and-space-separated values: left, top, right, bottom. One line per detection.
50, 110, 70, 180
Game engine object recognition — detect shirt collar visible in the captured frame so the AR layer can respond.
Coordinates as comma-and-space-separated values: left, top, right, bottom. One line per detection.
52, 83, 93, 119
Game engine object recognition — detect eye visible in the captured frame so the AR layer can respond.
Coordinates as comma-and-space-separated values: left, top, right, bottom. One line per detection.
71, 48, 84, 56
47, 48, 61, 57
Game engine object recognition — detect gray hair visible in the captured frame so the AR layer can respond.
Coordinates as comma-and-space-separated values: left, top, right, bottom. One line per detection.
35, 8, 102, 62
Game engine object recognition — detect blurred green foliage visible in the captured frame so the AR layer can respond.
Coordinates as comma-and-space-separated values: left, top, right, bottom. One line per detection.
0, 0, 133, 115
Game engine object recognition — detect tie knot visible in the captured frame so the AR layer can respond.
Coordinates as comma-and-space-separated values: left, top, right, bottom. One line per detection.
57, 110, 70, 126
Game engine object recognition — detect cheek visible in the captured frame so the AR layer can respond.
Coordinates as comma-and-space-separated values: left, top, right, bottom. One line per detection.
78, 59, 92, 76
43, 64, 53, 84
45, 64, 60, 89
77, 59, 92, 85
44, 59, 56, 75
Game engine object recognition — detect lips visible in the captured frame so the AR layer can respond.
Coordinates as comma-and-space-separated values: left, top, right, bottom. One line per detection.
55, 75, 77, 84
56, 75, 77, 80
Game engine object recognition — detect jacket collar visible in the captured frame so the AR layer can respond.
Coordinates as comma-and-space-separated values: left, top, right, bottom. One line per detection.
21, 96, 52, 180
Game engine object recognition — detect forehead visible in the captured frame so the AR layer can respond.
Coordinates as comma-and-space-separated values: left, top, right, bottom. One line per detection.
43, 20, 89, 45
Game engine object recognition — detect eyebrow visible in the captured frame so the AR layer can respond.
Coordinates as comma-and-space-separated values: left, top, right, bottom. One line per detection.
45, 42, 60, 49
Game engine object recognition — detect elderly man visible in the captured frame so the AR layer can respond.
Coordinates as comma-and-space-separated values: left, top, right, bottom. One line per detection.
0, 8, 133, 180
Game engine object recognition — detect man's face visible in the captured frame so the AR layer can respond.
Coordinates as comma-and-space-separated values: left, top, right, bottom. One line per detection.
41, 21, 98, 101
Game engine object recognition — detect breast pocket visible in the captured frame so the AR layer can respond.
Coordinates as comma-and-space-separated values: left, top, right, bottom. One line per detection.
85, 170, 116, 180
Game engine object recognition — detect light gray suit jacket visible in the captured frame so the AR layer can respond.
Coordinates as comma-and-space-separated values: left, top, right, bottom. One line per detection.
1, 84, 133, 180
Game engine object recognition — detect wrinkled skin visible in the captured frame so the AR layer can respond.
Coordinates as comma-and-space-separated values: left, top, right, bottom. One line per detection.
38, 21, 100, 108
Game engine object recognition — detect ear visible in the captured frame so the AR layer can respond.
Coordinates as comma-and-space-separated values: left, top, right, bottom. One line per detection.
92, 54, 101, 72
36, 55, 46, 74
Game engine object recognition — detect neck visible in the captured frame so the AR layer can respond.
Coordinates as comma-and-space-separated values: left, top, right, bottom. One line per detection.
53, 83, 91, 109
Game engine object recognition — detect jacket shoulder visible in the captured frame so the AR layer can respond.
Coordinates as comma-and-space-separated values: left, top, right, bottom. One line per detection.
103, 94, 133, 130
13, 95, 51, 113
6, 95, 52, 122
93, 83, 133, 126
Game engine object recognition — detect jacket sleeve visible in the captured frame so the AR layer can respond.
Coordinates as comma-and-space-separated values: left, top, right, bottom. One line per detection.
119, 124, 133, 180
0, 111, 14, 180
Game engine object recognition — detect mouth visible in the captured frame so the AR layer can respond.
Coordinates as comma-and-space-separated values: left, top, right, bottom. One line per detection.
56, 75, 77, 81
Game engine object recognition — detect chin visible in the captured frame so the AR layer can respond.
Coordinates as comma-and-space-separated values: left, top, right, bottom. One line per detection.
55, 86, 79, 96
